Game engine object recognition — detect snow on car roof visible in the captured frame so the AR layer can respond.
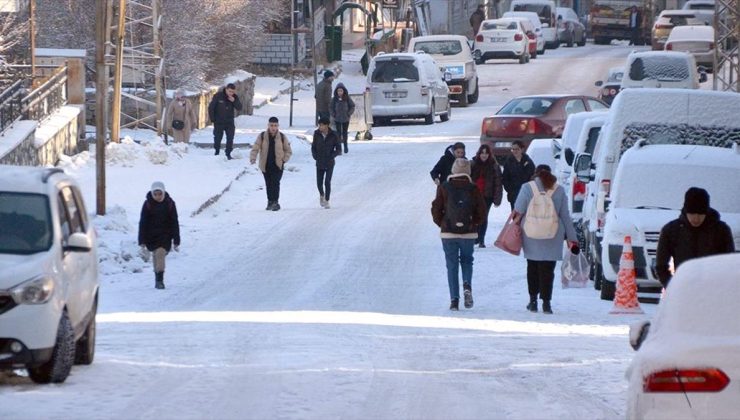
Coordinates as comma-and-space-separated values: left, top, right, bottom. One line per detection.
619, 144, 740, 169
659, 9, 699, 16
410, 35, 469, 42
0, 165, 66, 194
668, 25, 714, 40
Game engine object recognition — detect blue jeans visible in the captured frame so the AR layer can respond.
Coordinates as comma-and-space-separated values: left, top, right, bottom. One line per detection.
442, 238, 475, 300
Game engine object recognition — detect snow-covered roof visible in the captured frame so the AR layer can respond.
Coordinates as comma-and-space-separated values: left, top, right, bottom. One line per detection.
511, 0, 555, 5
562, 110, 609, 150
410, 35, 469, 42
658, 9, 699, 16
628, 50, 693, 59
35, 48, 86, 58
619, 143, 740, 170
0, 164, 66, 194
667, 25, 714, 41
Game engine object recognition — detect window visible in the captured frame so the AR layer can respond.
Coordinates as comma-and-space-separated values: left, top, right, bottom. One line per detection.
57, 194, 71, 243
564, 99, 586, 115
628, 56, 690, 82
513, 4, 552, 25
584, 127, 601, 154
371, 59, 419, 83
588, 99, 608, 110
413, 41, 463, 56
482, 21, 519, 30
607, 71, 624, 83
61, 187, 85, 234
0, 192, 52, 254
498, 97, 555, 115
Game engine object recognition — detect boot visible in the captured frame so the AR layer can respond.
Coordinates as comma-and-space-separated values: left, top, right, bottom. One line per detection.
320, 195, 327, 208
542, 301, 553, 314
526, 298, 537, 313
155, 272, 165, 289
266, 201, 274, 210
449, 298, 459, 311
272, 202, 280, 211
463, 283, 474, 308
214, 149, 220, 155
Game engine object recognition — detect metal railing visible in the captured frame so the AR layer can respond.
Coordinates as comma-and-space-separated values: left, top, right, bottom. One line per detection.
0, 80, 27, 135
22, 65, 68, 123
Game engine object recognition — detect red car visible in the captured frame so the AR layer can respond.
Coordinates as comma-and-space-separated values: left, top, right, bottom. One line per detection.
480, 95, 609, 156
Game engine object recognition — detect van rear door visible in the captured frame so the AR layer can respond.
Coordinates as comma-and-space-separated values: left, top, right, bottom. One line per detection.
369, 57, 424, 107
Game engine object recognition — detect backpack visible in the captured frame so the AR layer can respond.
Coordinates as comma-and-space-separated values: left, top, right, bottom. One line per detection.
523, 181, 559, 239
443, 181, 475, 234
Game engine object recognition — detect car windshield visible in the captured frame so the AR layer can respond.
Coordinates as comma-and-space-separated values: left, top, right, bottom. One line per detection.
498, 97, 555, 115
0, 192, 53, 255
413, 40, 463, 56
628, 56, 690, 81
513, 4, 552, 23
658, 15, 695, 26
371, 59, 419, 83
689, 3, 714, 9
607, 70, 624, 83
482, 21, 519, 30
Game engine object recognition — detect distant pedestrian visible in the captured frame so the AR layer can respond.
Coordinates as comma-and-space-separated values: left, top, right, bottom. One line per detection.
432, 158, 487, 311
311, 117, 342, 209
656, 187, 735, 288
502, 140, 535, 210
208, 83, 243, 159
430, 142, 466, 186
470, 5, 486, 35
513, 165, 578, 314
471, 144, 503, 247
250, 116, 293, 211
315, 70, 335, 124
138, 181, 180, 290
628, 5, 641, 46
330, 83, 355, 154
165, 89, 197, 143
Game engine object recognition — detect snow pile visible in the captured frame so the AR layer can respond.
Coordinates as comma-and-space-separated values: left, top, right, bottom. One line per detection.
105, 136, 190, 166
105, 137, 141, 167
93, 205, 147, 276
224, 69, 255, 85
57, 151, 91, 172
170, 142, 189, 157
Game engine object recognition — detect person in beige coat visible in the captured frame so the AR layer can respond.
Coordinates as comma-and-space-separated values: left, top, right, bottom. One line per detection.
250, 116, 293, 211
165, 89, 197, 143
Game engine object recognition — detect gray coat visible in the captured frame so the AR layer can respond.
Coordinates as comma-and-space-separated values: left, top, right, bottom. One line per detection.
315, 78, 333, 114
330, 83, 355, 123
514, 178, 578, 261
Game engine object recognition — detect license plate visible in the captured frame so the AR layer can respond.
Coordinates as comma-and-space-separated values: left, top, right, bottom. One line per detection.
384, 91, 407, 99
495, 141, 513, 148
491, 37, 507, 42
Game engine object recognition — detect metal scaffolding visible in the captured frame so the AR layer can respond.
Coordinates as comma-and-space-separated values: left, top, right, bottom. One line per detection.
714, 0, 740, 92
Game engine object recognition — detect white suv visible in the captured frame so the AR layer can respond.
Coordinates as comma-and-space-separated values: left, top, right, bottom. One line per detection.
0, 166, 99, 383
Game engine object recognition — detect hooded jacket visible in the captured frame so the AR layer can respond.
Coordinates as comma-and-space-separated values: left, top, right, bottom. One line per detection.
208, 88, 243, 125
430, 144, 461, 184
431, 174, 487, 239
138, 192, 180, 251
656, 208, 735, 287
330, 83, 356, 123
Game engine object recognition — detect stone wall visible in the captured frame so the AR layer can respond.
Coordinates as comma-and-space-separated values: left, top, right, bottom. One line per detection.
249, 33, 307, 65
0, 121, 39, 166
35, 106, 81, 166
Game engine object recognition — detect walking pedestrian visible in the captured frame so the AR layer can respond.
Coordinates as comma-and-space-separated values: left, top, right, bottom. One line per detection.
432, 158, 487, 311
656, 187, 735, 288
250, 117, 293, 211
208, 83, 243, 159
513, 165, 578, 314
471, 144, 503, 247
311, 117, 342, 209
628, 5, 641, 46
330, 83, 355, 154
138, 181, 180, 290
165, 88, 197, 143
502, 140, 535, 210
470, 4, 486, 35
315, 70, 334, 124
430, 142, 466, 186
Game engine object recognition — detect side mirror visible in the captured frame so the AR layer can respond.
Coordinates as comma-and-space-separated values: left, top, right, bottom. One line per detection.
574, 153, 593, 183
595, 80, 604, 87
564, 147, 575, 166
65, 232, 92, 252
443, 71, 452, 82
629, 320, 651, 351
698, 68, 708, 83
552, 139, 562, 160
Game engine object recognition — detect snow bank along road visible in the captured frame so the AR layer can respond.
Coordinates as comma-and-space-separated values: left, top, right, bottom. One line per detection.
1, 43, 657, 419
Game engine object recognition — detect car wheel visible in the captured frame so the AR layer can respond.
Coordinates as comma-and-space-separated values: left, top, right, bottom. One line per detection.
424, 102, 435, 125
577, 32, 587, 46
518, 53, 527, 64
75, 295, 97, 365
467, 78, 479, 104
27, 311, 76, 384
440, 101, 451, 122
600, 271, 615, 301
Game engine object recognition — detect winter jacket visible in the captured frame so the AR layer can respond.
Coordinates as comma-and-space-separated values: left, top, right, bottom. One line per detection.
471, 156, 503, 206
208, 88, 243, 126
470, 9, 486, 34
431, 174, 488, 239
502, 153, 535, 203
315, 78, 333, 114
330, 83, 356, 123
430, 145, 460, 184
165, 98, 197, 143
250, 131, 293, 172
138, 192, 180, 252
311, 128, 341, 169
656, 209, 735, 287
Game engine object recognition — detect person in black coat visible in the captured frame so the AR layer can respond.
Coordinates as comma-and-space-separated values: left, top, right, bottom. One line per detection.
656, 187, 735, 288
430, 142, 466, 186
208, 83, 243, 159
138, 181, 180, 289
311, 117, 342, 209
502, 140, 535, 210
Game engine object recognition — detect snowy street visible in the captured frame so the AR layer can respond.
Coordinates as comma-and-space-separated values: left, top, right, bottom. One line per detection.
1, 43, 659, 419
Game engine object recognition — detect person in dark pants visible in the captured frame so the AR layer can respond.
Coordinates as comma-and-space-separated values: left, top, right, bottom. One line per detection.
430, 142, 466, 186
471, 144, 503, 247
208, 83, 243, 159
315, 70, 334, 124
330, 83, 355, 154
250, 117, 293, 211
502, 140, 535, 210
628, 6, 641, 46
656, 187, 735, 288
311, 117, 342, 209
138, 181, 180, 290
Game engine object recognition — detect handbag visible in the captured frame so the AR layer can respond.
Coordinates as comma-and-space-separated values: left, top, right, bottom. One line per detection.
494, 213, 522, 256
172, 119, 185, 130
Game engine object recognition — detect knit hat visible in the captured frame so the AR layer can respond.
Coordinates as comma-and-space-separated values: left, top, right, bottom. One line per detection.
683, 187, 710, 214
323, 70, 334, 79
151, 181, 166, 194
451, 158, 471, 176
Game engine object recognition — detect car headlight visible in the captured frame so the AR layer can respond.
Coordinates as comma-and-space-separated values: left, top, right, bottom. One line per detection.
10, 276, 55, 305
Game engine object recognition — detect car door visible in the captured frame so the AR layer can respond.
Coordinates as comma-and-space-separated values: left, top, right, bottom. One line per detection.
587, 98, 609, 111
57, 186, 90, 329
425, 59, 446, 113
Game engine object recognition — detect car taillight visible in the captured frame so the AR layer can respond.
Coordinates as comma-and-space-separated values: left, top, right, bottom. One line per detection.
654, 24, 672, 29
572, 180, 586, 199
644, 369, 730, 393
609, 88, 617, 96
527, 32, 536, 40
600, 179, 610, 196
421, 86, 429, 96
481, 118, 493, 135
476, 34, 484, 42
514, 33, 523, 42
665, 43, 673, 50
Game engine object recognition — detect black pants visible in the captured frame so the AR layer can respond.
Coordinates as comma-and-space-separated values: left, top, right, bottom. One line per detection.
263, 166, 283, 202
316, 166, 334, 200
213, 124, 236, 155
630, 27, 640, 45
527, 260, 557, 302
335, 121, 349, 152
477, 197, 494, 243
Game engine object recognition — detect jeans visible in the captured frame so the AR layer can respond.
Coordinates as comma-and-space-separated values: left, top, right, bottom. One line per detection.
527, 259, 557, 301
477, 197, 494, 243
336, 121, 349, 152
317, 166, 334, 200
442, 238, 475, 300
263, 166, 283, 202
213, 124, 236, 155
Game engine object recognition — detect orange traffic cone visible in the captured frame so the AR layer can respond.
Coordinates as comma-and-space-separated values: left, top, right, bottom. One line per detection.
610, 235, 644, 314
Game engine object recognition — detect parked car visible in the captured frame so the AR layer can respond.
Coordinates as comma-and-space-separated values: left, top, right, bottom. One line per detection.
367, 51, 452, 125
480, 94, 609, 157
474, 18, 531, 65
525, 138, 558, 169
594, 66, 624, 105
682, 0, 715, 25
510, 0, 559, 49
556, 7, 586, 47
620, 51, 707, 90
600, 143, 740, 301
407, 35, 479, 107
651, 10, 704, 51
665, 25, 715, 71
626, 254, 740, 419
510, 17, 541, 59
502, 10, 546, 54
0, 166, 99, 384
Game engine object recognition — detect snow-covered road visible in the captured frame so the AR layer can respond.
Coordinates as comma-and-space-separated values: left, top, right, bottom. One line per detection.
2, 43, 659, 419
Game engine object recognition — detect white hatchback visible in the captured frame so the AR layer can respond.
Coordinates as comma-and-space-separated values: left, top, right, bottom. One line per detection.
474, 18, 530, 65
0, 166, 99, 383
665, 25, 715, 70
502, 11, 546, 54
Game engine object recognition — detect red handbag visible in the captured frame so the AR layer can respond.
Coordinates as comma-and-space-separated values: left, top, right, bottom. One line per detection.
494, 214, 522, 256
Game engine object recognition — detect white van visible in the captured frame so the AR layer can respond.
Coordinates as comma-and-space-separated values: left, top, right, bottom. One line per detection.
510, 0, 558, 49
502, 11, 546, 54
367, 52, 452, 125
601, 143, 740, 301
555, 110, 609, 191
620, 51, 707, 90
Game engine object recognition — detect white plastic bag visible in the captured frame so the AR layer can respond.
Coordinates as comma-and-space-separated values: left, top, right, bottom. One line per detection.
562, 247, 590, 288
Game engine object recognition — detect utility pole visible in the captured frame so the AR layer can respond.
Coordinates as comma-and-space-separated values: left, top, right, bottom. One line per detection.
289, 0, 296, 127
95, 0, 111, 215
110, 0, 126, 144
29, 0, 35, 80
